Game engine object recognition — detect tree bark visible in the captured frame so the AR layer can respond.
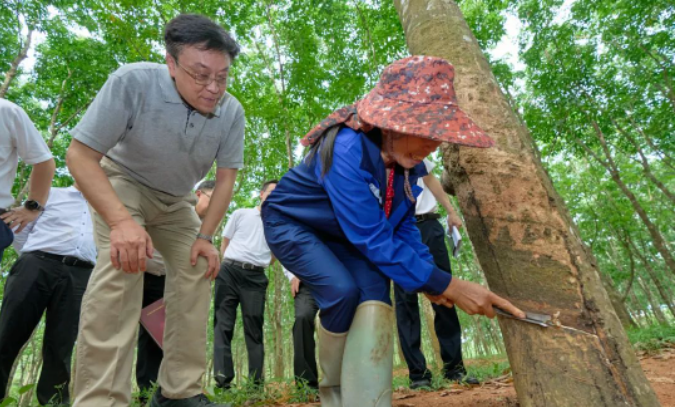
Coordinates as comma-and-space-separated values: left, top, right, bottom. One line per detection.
635, 277, 667, 325
600, 271, 638, 329
587, 119, 674, 274
472, 316, 491, 357
391, 294, 408, 366
421, 296, 443, 369
627, 239, 675, 317
272, 264, 285, 379
487, 319, 506, 355
393, 1, 660, 406
608, 117, 674, 204
626, 113, 674, 169
0, 31, 32, 99
627, 289, 646, 328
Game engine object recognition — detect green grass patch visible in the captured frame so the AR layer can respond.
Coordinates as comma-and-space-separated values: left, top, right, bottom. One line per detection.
465, 356, 511, 382
627, 322, 675, 352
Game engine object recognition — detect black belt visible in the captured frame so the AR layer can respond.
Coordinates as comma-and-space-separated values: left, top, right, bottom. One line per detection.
415, 212, 441, 223
224, 258, 265, 272
31, 250, 95, 269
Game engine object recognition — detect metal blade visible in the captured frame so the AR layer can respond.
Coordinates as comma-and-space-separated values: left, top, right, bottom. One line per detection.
494, 306, 552, 328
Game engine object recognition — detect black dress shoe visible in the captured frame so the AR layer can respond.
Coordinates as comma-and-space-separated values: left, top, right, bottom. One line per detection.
409, 378, 432, 389
150, 389, 232, 407
446, 370, 480, 385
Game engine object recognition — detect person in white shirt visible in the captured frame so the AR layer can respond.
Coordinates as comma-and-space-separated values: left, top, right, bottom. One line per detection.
393, 158, 478, 389
213, 180, 277, 389
0, 185, 94, 406
282, 267, 319, 391
0, 99, 56, 261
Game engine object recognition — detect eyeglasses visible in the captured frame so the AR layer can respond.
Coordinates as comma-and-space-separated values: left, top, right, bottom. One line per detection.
201, 191, 213, 199
175, 59, 229, 88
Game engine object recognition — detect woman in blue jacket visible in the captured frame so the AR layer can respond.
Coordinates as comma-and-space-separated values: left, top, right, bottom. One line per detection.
262, 56, 524, 407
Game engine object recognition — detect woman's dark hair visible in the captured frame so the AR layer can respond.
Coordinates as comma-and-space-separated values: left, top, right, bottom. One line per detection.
164, 14, 240, 60
306, 126, 383, 177
197, 180, 215, 192
261, 179, 279, 193
305, 126, 341, 177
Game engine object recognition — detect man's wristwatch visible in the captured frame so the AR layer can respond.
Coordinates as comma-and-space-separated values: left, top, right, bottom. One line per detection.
196, 233, 213, 243
23, 200, 44, 211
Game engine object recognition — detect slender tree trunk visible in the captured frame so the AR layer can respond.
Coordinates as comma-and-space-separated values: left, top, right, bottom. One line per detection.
574, 122, 674, 275
635, 277, 667, 325
626, 113, 674, 169
487, 319, 506, 354
636, 235, 675, 286
600, 271, 638, 329
472, 317, 491, 357
627, 289, 646, 327
394, 1, 660, 406
421, 297, 443, 370
391, 297, 407, 366
587, 119, 674, 274
20, 355, 42, 407
609, 118, 674, 204
235, 327, 244, 385
0, 31, 32, 99
272, 265, 285, 379
628, 240, 675, 316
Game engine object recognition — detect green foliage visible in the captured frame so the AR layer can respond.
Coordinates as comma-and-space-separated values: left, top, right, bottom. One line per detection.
465, 356, 511, 382
627, 323, 675, 351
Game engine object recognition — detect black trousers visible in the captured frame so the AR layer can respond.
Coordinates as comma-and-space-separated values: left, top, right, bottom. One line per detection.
394, 218, 465, 381
213, 262, 268, 388
292, 283, 319, 389
0, 222, 12, 263
0, 252, 91, 404
136, 272, 166, 394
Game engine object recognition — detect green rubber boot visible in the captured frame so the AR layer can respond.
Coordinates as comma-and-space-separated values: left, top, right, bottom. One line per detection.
317, 322, 347, 407
341, 301, 394, 407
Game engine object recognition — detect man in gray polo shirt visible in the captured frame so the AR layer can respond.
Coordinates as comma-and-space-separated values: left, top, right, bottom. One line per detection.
66, 14, 241, 407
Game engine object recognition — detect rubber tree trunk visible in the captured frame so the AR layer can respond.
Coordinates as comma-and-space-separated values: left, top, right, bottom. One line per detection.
599, 272, 638, 329
393, 1, 660, 406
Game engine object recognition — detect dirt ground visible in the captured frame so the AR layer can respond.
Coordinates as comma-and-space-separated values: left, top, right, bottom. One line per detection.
288, 347, 675, 407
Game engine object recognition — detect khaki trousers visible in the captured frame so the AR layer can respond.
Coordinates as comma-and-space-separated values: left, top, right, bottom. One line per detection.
73, 158, 211, 406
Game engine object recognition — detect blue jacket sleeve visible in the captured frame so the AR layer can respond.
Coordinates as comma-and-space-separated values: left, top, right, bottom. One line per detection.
394, 210, 451, 294
318, 136, 451, 295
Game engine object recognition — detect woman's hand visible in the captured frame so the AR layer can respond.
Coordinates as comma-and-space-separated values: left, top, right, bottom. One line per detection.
437, 278, 526, 319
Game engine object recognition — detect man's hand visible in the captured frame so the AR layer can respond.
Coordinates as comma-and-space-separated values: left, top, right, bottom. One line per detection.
439, 278, 525, 319
1, 207, 41, 234
191, 238, 220, 280
110, 218, 154, 273
290, 277, 301, 298
424, 292, 453, 308
447, 212, 463, 231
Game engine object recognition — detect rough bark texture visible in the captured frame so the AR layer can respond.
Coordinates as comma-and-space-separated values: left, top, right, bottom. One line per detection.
0, 31, 32, 99
422, 297, 443, 368
600, 271, 638, 329
393, 1, 661, 406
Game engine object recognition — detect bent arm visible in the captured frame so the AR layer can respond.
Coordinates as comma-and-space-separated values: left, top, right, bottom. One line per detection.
422, 174, 454, 214
321, 138, 450, 294
27, 158, 55, 206
422, 173, 462, 228
66, 140, 132, 227
200, 168, 238, 237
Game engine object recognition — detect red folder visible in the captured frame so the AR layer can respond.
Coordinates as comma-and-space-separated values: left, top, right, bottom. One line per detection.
140, 298, 166, 349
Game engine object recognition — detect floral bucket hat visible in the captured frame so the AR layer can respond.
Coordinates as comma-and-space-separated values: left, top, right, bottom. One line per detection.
302, 55, 493, 148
